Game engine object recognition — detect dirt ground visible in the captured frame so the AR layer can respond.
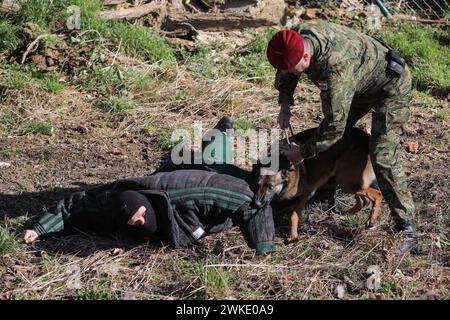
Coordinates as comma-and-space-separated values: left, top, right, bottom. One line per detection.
1, 74, 449, 299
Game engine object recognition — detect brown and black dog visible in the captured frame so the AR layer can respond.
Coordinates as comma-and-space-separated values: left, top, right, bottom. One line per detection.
253, 127, 382, 243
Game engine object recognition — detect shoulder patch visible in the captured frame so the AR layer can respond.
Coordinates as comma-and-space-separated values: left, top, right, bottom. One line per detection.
318, 80, 329, 91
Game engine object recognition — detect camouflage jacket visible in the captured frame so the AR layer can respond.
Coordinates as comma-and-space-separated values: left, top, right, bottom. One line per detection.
275, 20, 405, 159
31, 170, 275, 254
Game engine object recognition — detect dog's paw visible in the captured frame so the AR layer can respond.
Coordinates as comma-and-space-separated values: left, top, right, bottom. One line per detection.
284, 237, 299, 245
365, 221, 375, 229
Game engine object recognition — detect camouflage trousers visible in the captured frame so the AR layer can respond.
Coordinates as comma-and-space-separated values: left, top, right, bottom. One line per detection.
346, 66, 415, 224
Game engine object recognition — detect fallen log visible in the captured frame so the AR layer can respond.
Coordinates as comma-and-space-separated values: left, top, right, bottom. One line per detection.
161, 0, 286, 33
104, 0, 127, 5
99, 0, 166, 21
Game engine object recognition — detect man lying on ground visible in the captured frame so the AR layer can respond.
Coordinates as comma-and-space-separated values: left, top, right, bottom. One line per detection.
22, 169, 275, 255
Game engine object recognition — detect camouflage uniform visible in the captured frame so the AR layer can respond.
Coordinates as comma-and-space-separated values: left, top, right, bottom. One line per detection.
275, 21, 415, 224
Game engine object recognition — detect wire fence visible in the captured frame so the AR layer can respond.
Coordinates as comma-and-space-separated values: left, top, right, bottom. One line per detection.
378, 0, 449, 20
288, 0, 450, 22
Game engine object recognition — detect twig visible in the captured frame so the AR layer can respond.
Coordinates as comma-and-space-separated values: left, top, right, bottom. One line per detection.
110, 39, 122, 67
21, 34, 49, 64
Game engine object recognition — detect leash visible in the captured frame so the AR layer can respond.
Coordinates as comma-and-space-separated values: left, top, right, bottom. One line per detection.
283, 125, 295, 146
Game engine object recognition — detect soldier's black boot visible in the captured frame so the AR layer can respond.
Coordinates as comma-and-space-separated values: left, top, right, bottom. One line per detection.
214, 116, 233, 132
202, 116, 234, 154
395, 220, 419, 255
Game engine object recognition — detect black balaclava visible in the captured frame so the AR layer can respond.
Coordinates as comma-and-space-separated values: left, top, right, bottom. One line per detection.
117, 190, 157, 237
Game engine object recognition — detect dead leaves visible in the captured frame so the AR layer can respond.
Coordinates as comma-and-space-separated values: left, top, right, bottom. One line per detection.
403, 141, 419, 154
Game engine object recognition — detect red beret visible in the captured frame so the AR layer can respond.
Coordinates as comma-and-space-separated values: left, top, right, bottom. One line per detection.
266, 29, 304, 70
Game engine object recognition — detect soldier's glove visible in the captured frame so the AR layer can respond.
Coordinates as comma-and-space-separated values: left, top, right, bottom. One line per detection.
277, 109, 292, 129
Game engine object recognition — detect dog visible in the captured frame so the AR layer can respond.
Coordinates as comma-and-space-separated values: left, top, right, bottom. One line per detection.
253, 127, 382, 243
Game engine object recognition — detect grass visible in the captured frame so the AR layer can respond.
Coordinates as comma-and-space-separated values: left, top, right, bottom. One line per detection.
0, 19, 19, 56
377, 22, 450, 92
97, 95, 138, 114
203, 266, 231, 297
435, 111, 449, 120
2, 0, 175, 65
181, 40, 230, 79
413, 90, 440, 108
78, 64, 154, 100
2, 65, 36, 90
68, 0, 175, 65
233, 28, 277, 83
44, 73, 65, 93
157, 128, 183, 150
234, 119, 255, 132
0, 226, 19, 255
75, 289, 118, 300
0, 63, 65, 94
0, 111, 18, 134
21, 121, 54, 136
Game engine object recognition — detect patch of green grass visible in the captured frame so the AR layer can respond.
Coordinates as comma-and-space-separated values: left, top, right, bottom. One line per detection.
107, 21, 175, 65
7, 0, 175, 65
183, 40, 229, 79
0, 226, 19, 255
86, 170, 97, 177
42, 34, 60, 49
13, 0, 55, 31
379, 280, 399, 297
141, 122, 156, 137
172, 89, 190, 102
233, 28, 277, 83
0, 19, 19, 56
97, 95, 138, 114
203, 266, 230, 297
0, 111, 19, 134
0, 64, 62, 93
79, 65, 122, 95
157, 128, 182, 150
68, 0, 174, 64
344, 213, 367, 229
125, 69, 153, 93
21, 121, 54, 136
435, 111, 450, 120
3, 66, 36, 90
413, 90, 440, 108
79, 64, 154, 99
75, 289, 118, 300
44, 74, 65, 93
234, 118, 255, 132
377, 22, 450, 92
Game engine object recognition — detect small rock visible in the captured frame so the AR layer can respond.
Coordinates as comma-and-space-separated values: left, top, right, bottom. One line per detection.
366, 265, 381, 291
75, 125, 89, 134
334, 283, 347, 299
301, 8, 320, 20
111, 248, 124, 256
0, 161, 12, 168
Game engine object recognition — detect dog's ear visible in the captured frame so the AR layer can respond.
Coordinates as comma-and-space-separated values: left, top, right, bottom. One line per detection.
281, 143, 304, 164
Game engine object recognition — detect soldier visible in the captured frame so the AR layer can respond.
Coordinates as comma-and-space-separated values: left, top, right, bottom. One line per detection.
266, 21, 418, 255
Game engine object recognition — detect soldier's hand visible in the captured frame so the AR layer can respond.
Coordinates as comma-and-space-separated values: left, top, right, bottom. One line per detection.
277, 109, 292, 129
23, 230, 38, 244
